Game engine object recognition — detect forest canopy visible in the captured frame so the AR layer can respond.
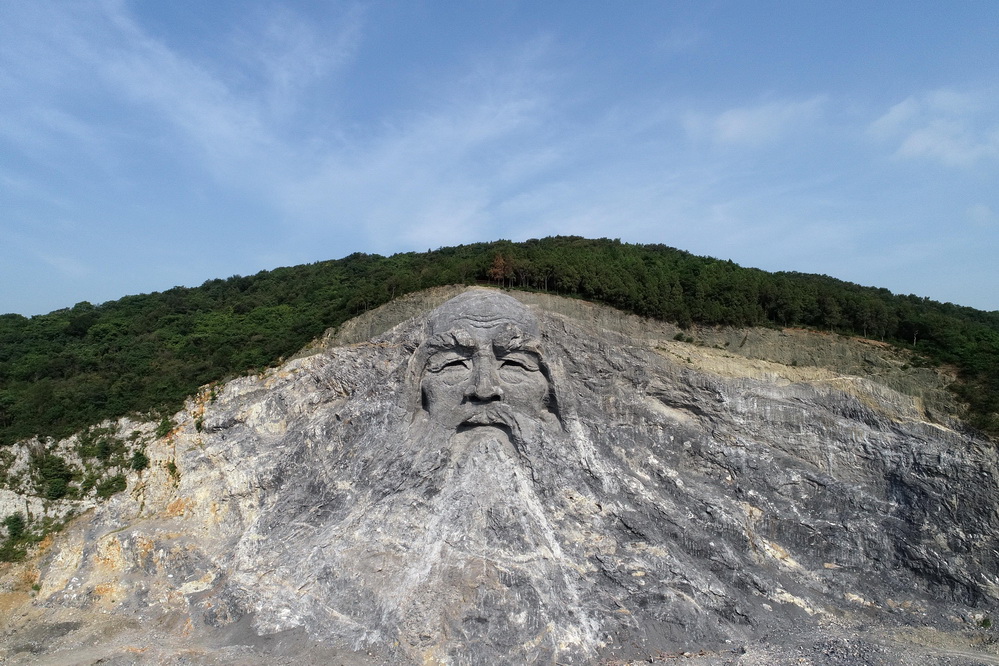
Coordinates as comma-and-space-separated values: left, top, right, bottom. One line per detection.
2, 236, 997, 445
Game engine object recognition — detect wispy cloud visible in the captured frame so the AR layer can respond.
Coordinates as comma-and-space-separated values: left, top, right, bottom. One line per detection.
265, 39, 561, 249
1, 1, 361, 188
1, 0, 571, 264
968, 203, 996, 228
683, 97, 826, 146
230, 5, 362, 121
656, 26, 704, 53
869, 89, 999, 166
38, 252, 92, 279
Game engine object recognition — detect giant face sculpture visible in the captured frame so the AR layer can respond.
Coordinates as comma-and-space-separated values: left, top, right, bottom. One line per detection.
417, 291, 556, 432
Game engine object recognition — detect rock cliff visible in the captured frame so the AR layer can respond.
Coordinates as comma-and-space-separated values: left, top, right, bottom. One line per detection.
1, 287, 998, 665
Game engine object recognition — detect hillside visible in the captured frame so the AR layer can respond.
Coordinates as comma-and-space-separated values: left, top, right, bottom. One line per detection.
1, 237, 997, 452
1, 288, 996, 665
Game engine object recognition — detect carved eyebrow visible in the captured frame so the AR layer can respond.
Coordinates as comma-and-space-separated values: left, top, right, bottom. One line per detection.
492, 336, 541, 355
425, 329, 476, 351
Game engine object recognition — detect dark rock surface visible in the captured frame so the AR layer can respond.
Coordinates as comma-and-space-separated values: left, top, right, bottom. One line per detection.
2, 288, 998, 665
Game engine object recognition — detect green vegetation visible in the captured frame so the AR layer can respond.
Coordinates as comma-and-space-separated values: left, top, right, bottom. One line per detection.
0, 511, 75, 562
3, 512, 25, 540
0, 421, 151, 505
130, 449, 150, 471
32, 450, 74, 500
95, 474, 127, 499
1, 513, 29, 562
1, 237, 997, 443
155, 416, 176, 439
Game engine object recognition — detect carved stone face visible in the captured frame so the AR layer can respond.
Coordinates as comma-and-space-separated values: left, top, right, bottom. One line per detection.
418, 291, 553, 430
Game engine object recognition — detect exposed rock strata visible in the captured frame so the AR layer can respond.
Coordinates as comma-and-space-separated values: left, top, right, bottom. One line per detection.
1, 288, 997, 665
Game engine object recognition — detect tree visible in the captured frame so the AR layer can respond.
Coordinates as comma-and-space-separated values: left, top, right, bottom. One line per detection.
3, 513, 25, 540
487, 254, 512, 287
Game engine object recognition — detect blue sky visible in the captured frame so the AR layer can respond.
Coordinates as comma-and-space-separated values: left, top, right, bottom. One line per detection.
2, 1, 998, 316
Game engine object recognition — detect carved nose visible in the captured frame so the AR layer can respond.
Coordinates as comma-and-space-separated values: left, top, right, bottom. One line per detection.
464, 363, 503, 401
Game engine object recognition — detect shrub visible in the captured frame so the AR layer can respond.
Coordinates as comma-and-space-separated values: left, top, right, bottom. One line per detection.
3, 513, 25, 540
130, 450, 150, 471
80, 472, 99, 494
0, 541, 26, 562
32, 451, 75, 500
1, 513, 28, 563
155, 415, 176, 438
45, 477, 68, 500
95, 474, 126, 499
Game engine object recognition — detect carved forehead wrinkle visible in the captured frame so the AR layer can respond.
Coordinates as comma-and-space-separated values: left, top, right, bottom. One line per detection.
425, 325, 539, 356
426, 291, 540, 339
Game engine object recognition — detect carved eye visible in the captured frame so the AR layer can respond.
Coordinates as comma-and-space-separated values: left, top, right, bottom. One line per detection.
498, 353, 539, 372
428, 355, 470, 373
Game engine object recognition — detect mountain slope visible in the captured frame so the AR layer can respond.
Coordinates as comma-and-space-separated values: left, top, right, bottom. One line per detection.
1, 288, 996, 665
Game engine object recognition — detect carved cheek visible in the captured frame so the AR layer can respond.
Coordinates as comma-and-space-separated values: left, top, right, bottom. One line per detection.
422, 374, 463, 408
497, 365, 528, 385
504, 372, 549, 412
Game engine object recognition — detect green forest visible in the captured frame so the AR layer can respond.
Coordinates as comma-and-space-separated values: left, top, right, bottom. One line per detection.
2, 236, 998, 445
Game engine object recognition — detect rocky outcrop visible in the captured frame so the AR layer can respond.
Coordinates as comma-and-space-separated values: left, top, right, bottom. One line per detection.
1, 288, 997, 665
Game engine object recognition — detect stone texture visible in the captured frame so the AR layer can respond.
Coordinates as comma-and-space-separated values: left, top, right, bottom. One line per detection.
1, 288, 998, 665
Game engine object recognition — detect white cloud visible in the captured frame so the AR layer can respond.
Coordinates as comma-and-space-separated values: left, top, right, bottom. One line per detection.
84, 3, 564, 255
656, 26, 704, 53
38, 252, 91, 279
227, 5, 362, 121
968, 203, 996, 228
869, 90, 999, 166
259, 41, 561, 250
0, 1, 362, 191
683, 97, 825, 147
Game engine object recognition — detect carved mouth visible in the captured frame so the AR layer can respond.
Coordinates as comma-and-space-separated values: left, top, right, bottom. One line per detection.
458, 406, 519, 430
463, 415, 495, 425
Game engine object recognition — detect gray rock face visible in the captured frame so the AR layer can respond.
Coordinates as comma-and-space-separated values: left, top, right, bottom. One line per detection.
2, 288, 998, 665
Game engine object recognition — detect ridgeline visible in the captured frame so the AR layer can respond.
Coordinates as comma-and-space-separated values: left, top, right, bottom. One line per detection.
1, 236, 997, 446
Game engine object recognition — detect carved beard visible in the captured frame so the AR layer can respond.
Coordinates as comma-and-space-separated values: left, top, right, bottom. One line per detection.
399, 424, 550, 557
352, 417, 599, 663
